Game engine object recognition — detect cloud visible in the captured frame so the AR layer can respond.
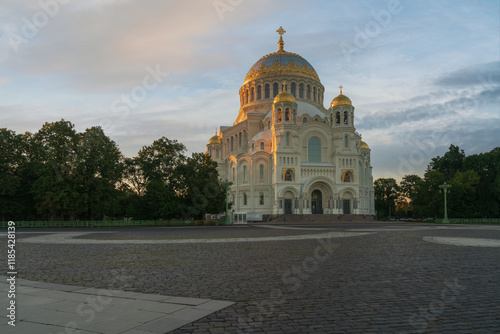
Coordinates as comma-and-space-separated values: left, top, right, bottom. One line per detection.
434, 61, 500, 87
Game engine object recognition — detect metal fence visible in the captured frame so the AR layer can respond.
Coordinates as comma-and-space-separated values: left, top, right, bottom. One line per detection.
0, 220, 200, 228
434, 218, 500, 224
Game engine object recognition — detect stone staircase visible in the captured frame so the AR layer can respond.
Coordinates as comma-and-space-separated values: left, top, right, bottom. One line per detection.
267, 214, 375, 223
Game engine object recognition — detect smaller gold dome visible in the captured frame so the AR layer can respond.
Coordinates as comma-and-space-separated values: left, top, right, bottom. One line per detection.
274, 91, 296, 104
330, 94, 352, 108
360, 140, 369, 150
330, 85, 352, 108
208, 134, 221, 145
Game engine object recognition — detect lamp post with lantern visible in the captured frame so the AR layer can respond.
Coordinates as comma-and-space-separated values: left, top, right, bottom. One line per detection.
220, 179, 233, 224
439, 182, 452, 223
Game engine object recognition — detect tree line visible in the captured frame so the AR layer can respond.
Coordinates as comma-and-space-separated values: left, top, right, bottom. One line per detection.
0, 120, 226, 221
374, 145, 500, 219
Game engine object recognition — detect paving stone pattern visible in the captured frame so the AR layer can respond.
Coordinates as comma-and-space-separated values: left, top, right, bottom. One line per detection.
3, 222, 500, 333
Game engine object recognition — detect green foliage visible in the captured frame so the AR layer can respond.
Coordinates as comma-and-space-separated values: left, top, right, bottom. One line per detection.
409, 145, 499, 219
375, 145, 499, 219
427, 144, 465, 180
1, 121, 225, 221
374, 178, 399, 219
0, 129, 25, 220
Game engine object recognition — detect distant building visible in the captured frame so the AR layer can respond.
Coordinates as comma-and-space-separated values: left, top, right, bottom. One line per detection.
207, 27, 374, 217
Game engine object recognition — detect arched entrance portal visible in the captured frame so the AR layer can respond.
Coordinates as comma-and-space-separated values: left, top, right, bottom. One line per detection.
311, 190, 323, 214
284, 190, 294, 214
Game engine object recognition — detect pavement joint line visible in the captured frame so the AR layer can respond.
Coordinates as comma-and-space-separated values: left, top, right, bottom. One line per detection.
423, 236, 500, 247
0, 276, 235, 333
17, 230, 375, 244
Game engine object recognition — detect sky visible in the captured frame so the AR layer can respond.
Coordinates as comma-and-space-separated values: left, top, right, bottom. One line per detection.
0, 0, 499, 181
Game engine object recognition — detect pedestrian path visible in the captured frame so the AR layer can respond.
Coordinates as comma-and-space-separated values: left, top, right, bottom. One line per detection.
0, 276, 234, 333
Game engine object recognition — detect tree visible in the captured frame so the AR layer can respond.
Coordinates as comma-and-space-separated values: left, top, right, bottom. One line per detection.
427, 144, 465, 180
412, 170, 445, 218
374, 178, 399, 219
0, 128, 24, 220
463, 147, 500, 217
397, 175, 422, 216
177, 153, 226, 219
138, 137, 186, 184
448, 170, 480, 218
31, 120, 80, 220
137, 137, 186, 219
73, 126, 124, 220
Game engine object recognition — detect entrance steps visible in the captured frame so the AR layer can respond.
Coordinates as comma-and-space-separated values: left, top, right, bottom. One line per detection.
267, 214, 375, 223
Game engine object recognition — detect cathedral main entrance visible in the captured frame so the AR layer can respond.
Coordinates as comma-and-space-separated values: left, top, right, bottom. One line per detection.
311, 190, 323, 214
284, 199, 292, 214
343, 199, 351, 214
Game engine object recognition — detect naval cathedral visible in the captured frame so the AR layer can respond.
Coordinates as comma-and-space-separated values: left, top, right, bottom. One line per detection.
207, 27, 374, 218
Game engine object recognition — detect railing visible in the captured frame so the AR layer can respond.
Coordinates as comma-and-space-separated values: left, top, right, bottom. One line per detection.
434, 218, 500, 224
0, 220, 215, 228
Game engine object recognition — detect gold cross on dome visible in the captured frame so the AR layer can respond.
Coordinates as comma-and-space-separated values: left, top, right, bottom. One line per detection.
277, 26, 286, 37
339, 85, 343, 94
282, 80, 287, 92
276, 26, 286, 51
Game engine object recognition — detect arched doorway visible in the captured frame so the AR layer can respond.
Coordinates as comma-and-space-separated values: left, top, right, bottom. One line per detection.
284, 190, 294, 214
311, 190, 323, 214
342, 191, 353, 214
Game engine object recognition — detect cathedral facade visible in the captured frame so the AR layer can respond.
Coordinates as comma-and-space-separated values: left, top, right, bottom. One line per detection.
207, 28, 374, 217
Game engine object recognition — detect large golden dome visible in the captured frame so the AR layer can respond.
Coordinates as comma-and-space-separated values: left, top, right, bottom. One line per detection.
360, 140, 370, 150
274, 91, 296, 104
330, 85, 352, 108
244, 51, 320, 84
243, 27, 320, 84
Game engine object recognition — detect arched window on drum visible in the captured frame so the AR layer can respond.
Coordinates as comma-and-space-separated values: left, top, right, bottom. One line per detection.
308, 137, 321, 162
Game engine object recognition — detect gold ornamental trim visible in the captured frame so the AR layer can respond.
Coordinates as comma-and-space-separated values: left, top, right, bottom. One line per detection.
244, 51, 320, 84
341, 169, 354, 182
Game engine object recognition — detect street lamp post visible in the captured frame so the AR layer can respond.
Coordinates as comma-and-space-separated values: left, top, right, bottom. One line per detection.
220, 179, 233, 225
439, 182, 452, 223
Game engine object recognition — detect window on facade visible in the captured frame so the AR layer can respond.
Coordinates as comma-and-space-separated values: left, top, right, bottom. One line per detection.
313, 87, 316, 101
336, 112, 340, 125
260, 164, 264, 180
231, 137, 234, 151
252, 143, 255, 151
285, 109, 290, 122
268, 120, 271, 129
344, 111, 348, 125
257, 85, 262, 100
216, 149, 219, 158
239, 132, 242, 147
243, 165, 247, 181
306, 85, 311, 99
245, 90, 249, 104
243, 193, 247, 205
260, 142, 265, 150
273, 83, 279, 97
344, 135, 348, 148
299, 84, 304, 98
265, 84, 270, 98
250, 87, 254, 102
232, 167, 235, 182
259, 193, 264, 205
303, 117, 307, 124
285, 170, 293, 181
291, 82, 296, 97
286, 133, 290, 146
308, 137, 321, 162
